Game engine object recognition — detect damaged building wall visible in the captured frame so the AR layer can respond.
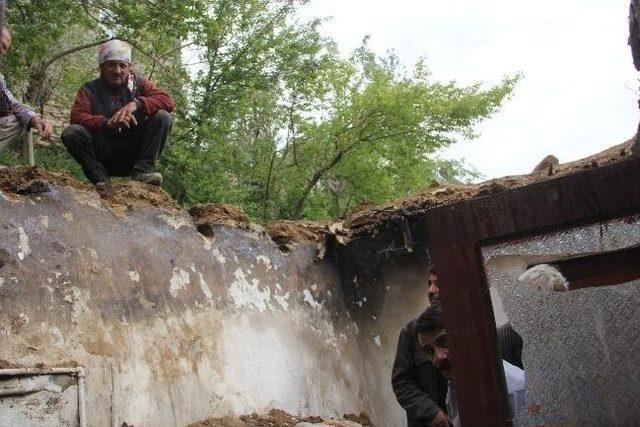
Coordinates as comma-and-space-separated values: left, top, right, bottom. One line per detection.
483, 214, 640, 426
0, 184, 373, 426
335, 217, 434, 427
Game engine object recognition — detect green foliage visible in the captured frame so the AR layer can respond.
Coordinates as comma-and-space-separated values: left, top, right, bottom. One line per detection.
1, 0, 519, 221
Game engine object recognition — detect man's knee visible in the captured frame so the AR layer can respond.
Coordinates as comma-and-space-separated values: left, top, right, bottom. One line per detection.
61, 125, 91, 148
148, 110, 172, 128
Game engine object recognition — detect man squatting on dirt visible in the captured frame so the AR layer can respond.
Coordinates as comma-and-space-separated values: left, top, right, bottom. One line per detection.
62, 40, 174, 187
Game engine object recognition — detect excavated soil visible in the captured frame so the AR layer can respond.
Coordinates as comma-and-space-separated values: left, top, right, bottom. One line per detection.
344, 138, 637, 237
0, 166, 179, 214
189, 203, 253, 232
1, 139, 635, 242
265, 220, 327, 252
97, 180, 179, 213
188, 409, 372, 427
0, 166, 90, 195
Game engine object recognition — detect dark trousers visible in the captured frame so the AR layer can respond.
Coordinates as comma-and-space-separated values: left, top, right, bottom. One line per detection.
61, 110, 172, 183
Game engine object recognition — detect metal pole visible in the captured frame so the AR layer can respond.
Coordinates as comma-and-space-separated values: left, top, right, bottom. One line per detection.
0, 366, 87, 427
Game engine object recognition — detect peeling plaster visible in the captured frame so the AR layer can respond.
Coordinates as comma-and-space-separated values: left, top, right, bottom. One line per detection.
128, 270, 140, 283
256, 255, 273, 270
303, 290, 322, 310
63, 287, 90, 324
274, 292, 290, 311
41, 216, 49, 228
198, 272, 213, 303
228, 269, 272, 312
169, 268, 191, 297
63, 212, 74, 221
212, 246, 227, 264
17, 227, 31, 261
373, 335, 382, 347
202, 237, 213, 250
159, 213, 192, 230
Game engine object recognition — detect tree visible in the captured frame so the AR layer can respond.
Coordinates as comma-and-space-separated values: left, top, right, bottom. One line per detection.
1, 0, 519, 222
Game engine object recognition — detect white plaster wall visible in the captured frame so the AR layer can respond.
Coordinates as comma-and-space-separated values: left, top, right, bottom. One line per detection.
0, 189, 371, 426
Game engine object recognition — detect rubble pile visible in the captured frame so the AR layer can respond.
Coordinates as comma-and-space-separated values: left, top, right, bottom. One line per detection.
189, 409, 372, 427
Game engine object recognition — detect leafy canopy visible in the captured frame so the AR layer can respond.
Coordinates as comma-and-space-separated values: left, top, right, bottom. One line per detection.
1, 0, 519, 220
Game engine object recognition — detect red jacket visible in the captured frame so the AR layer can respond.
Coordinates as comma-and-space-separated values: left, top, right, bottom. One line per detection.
70, 74, 174, 134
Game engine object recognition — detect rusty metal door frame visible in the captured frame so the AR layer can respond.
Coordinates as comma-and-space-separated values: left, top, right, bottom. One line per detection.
425, 157, 640, 426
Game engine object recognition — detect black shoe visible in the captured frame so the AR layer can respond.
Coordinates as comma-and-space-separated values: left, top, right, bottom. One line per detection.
132, 171, 163, 186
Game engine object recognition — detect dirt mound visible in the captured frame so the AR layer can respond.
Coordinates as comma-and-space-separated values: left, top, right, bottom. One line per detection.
0, 166, 91, 195
265, 220, 327, 252
98, 181, 179, 214
344, 138, 636, 238
188, 203, 255, 237
342, 413, 372, 426
188, 409, 371, 427
0, 166, 178, 214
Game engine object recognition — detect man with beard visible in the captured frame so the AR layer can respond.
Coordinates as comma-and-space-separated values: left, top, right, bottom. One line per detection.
392, 270, 449, 427
418, 306, 526, 426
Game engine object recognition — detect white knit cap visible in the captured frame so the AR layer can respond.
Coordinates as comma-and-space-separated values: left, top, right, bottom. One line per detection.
98, 40, 132, 65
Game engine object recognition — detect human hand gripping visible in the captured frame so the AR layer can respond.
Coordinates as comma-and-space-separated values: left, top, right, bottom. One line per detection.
107, 101, 138, 131
30, 115, 53, 141
428, 410, 451, 427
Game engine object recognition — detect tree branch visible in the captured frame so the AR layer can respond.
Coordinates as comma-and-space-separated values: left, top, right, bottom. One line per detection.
292, 138, 360, 219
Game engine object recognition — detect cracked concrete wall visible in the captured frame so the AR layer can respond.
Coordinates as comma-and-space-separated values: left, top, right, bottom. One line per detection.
483, 214, 640, 426
0, 186, 372, 426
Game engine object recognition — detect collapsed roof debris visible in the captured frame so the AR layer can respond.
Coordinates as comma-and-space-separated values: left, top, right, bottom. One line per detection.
0, 138, 634, 254
189, 409, 372, 427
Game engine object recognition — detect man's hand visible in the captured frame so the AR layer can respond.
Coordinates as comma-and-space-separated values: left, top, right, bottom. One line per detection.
30, 115, 53, 141
428, 410, 450, 427
107, 101, 138, 130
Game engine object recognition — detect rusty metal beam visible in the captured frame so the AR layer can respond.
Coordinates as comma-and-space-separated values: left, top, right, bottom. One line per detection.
425, 157, 640, 426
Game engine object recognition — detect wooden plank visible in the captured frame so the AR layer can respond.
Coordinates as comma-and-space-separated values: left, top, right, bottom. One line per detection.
554, 246, 640, 290
467, 158, 640, 244
427, 203, 511, 426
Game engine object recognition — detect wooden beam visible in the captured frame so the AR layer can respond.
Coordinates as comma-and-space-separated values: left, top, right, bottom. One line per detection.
427, 203, 511, 426
554, 246, 640, 290
425, 157, 640, 426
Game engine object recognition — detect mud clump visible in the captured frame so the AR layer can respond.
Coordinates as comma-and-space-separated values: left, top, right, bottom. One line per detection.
188, 203, 253, 236
265, 220, 326, 252
0, 166, 90, 196
98, 180, 179, 214
188, 409, 371, 427
0, 166, 178, 214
